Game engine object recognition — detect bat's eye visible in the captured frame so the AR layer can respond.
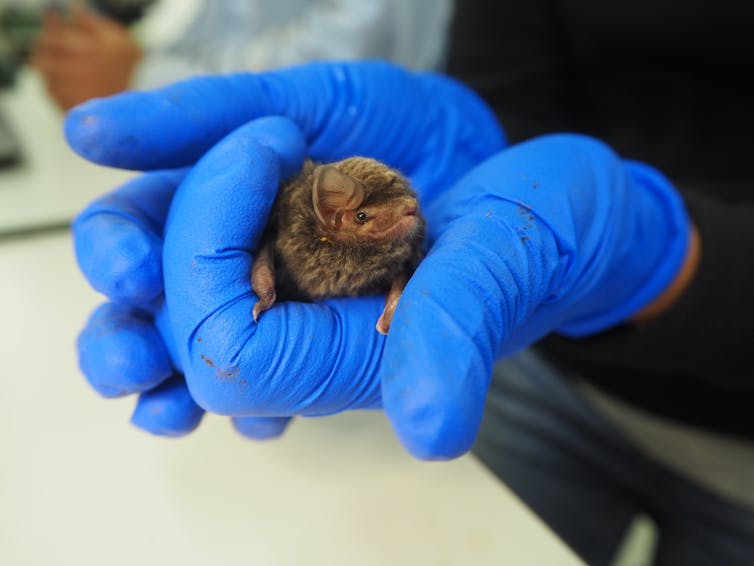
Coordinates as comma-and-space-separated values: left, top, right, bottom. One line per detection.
355, 211, 369, 224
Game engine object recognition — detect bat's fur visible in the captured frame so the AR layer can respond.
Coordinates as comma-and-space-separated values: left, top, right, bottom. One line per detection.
252, 157, 425, 331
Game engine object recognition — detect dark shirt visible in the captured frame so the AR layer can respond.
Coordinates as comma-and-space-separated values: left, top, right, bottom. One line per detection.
446, 0, 754, 439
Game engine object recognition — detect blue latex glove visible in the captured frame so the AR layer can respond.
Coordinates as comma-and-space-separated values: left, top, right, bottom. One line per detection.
71, 61, 505, 447
71, 63, 691, 459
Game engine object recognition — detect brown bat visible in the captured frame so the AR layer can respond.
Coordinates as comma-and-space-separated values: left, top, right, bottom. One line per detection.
251, 156, 425, 334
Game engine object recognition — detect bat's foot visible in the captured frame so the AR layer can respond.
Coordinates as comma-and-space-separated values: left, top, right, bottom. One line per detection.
251, 239, 277, 324
375, 316, 389, 335
376, 296, 400, 335
252, 289, 276, 323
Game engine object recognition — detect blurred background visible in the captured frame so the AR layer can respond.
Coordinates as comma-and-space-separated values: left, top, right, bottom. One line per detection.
0, 0, 453, 235
0, 2, 584, 565
1, 0, 157, 90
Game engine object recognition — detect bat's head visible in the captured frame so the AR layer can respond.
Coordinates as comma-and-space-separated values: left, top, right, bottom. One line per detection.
311, 157, 422, 245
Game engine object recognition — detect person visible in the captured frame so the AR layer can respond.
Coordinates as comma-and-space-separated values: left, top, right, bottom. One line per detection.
445, 2, 754, 565
29, 0, 452, 110
66, 1, 754, 564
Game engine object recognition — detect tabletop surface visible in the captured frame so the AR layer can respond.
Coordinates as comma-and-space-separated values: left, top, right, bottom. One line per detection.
0, 71, 583, 566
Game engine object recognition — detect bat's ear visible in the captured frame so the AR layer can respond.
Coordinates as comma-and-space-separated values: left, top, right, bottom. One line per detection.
312, 165, 365, 229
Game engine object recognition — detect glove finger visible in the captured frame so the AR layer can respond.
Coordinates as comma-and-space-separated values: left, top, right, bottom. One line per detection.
64, 62, 504, 198
78, 302, 174, 397
72, 116, 305, 305
131, 376, 205, 437
232, 416, 292, 440
63, 63, 419, 170
73, 169, 185, 304
163, 122, 385, 416
380, 215, 532, 460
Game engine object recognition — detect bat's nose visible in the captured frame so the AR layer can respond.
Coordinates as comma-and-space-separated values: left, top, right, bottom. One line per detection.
403, 198, 418, 216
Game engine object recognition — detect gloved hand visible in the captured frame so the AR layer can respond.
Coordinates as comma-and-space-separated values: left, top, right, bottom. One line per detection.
70, 62, 691, 459
71, 61, 505, 447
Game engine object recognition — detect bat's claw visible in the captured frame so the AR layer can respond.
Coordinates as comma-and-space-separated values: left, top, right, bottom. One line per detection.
375, 316, 390, 335
376, 296, 401, 334
252, 289, 276, 324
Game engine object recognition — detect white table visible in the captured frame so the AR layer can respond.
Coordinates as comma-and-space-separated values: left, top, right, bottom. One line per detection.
0, 72, 583, 566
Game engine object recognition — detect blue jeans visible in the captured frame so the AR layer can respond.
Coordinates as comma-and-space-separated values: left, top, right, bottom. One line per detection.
473, 350, 754, 566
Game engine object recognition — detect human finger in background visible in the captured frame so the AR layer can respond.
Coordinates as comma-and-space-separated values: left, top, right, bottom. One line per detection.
31, 3, 142, 110
29, 8, 80, 71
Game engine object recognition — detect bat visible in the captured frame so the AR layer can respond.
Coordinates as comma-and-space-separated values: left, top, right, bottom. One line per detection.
251, 156, 425, 334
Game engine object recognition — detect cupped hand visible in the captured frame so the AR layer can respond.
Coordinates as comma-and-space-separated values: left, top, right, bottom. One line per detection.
71, 61, 690, 459
71, 62, 505, 452
380, 134, 691, 456
75, 129, 690, 460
